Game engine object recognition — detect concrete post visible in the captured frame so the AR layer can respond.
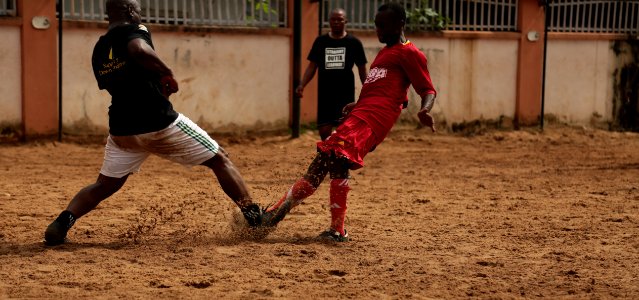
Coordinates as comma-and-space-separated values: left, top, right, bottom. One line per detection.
19, 0, 58, 138
516, 0, 546, 126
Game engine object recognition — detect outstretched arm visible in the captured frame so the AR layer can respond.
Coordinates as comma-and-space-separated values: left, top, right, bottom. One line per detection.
400, 47, 436, 132
127, 38, 178, 96
295, 61, 318, 98
417, 93, 436, 132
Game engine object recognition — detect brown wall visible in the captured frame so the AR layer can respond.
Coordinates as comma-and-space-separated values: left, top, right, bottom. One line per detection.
516, 0, 546, 126
19, 0, 58, 138
299, 0, 320, 123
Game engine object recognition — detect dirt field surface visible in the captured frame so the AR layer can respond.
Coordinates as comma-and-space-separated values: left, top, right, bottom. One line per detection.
1, 126, 638, 299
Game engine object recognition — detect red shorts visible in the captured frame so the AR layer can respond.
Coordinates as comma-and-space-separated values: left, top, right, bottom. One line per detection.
316, 116, 379, 170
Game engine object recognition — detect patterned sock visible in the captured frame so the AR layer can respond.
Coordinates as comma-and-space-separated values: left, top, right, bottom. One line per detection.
266, 178, 317, 212
329, 179, 349, 236
56, 210, 77, 230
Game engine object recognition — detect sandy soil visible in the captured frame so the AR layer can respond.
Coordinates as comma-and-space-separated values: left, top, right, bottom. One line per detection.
0, 126, 638, 299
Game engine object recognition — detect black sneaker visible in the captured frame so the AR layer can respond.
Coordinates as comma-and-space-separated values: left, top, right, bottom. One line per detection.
44, 211, 76, 246
261, 199, 294, 228
241, 203, 263, 227
317, 229, 349, 242
44, 219, 69, 246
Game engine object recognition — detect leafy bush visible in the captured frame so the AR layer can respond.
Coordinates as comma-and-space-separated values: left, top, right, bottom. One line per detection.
406, 0, 450, 31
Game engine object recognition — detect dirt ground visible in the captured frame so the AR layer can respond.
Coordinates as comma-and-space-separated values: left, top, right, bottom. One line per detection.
0, 125, 638, 299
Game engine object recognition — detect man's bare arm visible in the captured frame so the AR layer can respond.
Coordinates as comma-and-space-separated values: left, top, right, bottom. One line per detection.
127, 38, 177, 96
127, 38, 173, 77
357, 64, 367, 84
295, 61, 318, 97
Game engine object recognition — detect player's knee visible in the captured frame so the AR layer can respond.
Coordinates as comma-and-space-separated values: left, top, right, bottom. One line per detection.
95, 175, 127, 197
303, 152, 331, 187
329, 168, 349, 179
307, 152, 329, 172
329, 156, 350, 179
204, 148, 233, 169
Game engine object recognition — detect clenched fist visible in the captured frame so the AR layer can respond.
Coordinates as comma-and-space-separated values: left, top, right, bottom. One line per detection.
160, 75, 179, 97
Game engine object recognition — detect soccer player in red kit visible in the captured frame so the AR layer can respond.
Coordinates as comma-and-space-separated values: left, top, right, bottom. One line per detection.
262, 2, 437, 241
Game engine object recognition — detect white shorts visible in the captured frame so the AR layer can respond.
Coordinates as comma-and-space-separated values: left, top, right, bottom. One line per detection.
100, 114, 219, 178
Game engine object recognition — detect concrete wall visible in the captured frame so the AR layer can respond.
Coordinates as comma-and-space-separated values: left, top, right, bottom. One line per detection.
545, 40, 616, 124
61, 28, 109, 132
62, 28, 291, 134
44, 30, 634, 132
0, 24, 632, 136
0, 26, 22, 125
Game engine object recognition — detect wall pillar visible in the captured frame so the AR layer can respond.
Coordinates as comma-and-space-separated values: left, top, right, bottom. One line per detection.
19, 0, 58, 138
516, 0, 545, 126
299, 0, 319, 123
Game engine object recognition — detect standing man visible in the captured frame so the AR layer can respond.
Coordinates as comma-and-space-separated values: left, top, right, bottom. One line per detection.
44, 0, 262, 246
295, 8, 368, 140
263, 2, 437, 242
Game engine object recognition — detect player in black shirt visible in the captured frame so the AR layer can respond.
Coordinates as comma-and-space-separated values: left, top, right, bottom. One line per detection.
44, 0, 262, 246
92, 22, 178, 136
295, 8, 368, 141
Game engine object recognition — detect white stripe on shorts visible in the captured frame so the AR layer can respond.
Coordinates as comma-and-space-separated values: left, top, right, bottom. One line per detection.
100, 114, 219, 178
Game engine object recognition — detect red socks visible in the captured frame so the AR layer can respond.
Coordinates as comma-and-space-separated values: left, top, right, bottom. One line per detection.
267, 178, 316, 212
266, 177, 349, 237
329, 179, 349, 236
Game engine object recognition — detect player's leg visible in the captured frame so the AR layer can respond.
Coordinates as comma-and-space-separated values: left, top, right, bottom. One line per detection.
262, 151, 331, 227
315, 117, 379, 241
149, 114, 262, 226
201, 149, 250, 206
44, 135, 148, 246
263, 116, 373, 230
66, 174, 129, 218
44, 174, 130, 244
319, 158, 350, 241
200, 150, 262, 226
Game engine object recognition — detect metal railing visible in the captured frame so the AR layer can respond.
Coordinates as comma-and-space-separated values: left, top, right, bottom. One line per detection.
0, 0, 16, 16
548, 0, 639, 35
322, 0, 518, 32
62, 0, 287, 28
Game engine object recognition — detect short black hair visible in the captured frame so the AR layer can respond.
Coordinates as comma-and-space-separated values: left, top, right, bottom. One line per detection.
378, 2, 406, 23
106, 0, 135, 19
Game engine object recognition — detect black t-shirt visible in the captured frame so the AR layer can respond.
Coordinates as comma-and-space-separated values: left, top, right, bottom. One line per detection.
92, 24, 178, 136
308, 34, 367, 116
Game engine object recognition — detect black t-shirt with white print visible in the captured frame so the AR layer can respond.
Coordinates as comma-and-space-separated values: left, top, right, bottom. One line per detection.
308, 34, 367, 125
92, 23, 178, 136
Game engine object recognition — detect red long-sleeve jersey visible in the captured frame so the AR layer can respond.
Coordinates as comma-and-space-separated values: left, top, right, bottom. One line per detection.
350, 40, 436, 141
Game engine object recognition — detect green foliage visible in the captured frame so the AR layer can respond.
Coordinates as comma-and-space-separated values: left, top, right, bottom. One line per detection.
254, 0, 278, 17
246, 0, 279, 27
405, 0, 450, 31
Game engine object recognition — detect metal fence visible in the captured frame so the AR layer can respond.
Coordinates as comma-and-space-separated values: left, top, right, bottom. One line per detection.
322, 0, 518, 31
0, 0, 16, 16
62, 0, 287, 28
548, 0, 639, 35
18, 0, 639, 35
